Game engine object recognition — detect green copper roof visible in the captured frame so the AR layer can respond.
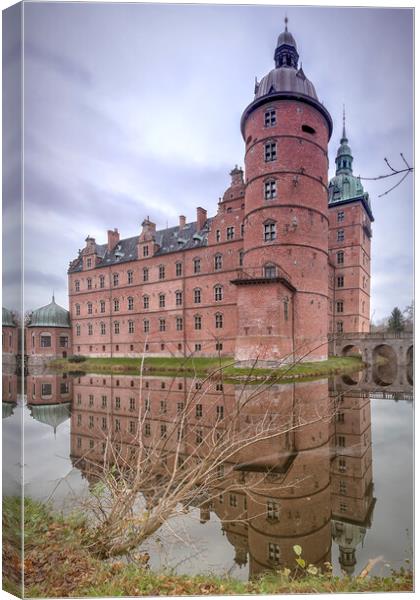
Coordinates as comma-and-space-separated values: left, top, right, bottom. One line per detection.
28, 296, 70, 328
2, 307, 16, 327
28, 402, 71, 433
328, 111, 374, 222
2, 402, 16, 419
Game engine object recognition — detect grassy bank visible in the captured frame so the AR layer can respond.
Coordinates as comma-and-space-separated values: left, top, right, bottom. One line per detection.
3, 497, 412, 597
50, 355, 364, 381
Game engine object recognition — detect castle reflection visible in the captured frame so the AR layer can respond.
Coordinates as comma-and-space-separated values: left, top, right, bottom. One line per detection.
58, 373, 377, 577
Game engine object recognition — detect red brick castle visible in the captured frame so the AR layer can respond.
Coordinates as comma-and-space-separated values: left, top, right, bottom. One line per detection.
66, 22, 373, 363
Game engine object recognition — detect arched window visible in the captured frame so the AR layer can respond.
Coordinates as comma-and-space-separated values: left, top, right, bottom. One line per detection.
214, 285, 223, 301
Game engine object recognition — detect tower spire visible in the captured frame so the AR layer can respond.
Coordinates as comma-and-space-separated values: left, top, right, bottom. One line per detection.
284, 15, 288, 32
342, 104, 347, 141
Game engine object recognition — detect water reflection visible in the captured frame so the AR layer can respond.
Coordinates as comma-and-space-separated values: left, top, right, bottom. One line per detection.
19, 368, 413, 579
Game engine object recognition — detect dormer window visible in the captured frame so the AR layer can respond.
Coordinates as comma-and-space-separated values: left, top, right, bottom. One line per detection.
264, 109, 276, 127
143, 245, 149, 257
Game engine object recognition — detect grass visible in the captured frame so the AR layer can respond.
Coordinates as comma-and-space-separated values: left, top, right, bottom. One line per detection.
50, 355, 364, 382
3, 496, 413, 597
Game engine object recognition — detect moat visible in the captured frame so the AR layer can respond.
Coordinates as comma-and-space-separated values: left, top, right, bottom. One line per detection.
3, 358, 413, 581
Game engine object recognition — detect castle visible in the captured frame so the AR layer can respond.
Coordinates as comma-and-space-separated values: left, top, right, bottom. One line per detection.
28, 21, 374, 364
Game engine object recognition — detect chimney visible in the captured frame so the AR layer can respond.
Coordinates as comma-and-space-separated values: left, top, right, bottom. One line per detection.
85, 236, 96, 253
107, 228, 120, 251
179, 215, 186, 229
196, 207, 207, 231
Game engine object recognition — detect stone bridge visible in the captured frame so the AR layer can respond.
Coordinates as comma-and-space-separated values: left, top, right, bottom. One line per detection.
330, 331, 413, 389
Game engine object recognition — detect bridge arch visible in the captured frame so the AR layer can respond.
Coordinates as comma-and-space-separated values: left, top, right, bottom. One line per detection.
372, 344, 398, 386
342, 344, 362, 358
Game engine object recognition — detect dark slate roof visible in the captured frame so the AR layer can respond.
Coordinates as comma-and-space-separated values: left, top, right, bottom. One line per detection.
68, 219, 213, 274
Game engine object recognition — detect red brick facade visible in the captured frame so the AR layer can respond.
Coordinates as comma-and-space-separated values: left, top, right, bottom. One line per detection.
67, 26, 372, 363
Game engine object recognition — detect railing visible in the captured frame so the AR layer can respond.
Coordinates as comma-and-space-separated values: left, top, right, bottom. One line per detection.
332, 331, 413, 341
231, 265, 294, 289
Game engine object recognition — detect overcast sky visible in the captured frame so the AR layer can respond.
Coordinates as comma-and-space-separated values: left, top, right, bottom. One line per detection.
5, 2, 414, 319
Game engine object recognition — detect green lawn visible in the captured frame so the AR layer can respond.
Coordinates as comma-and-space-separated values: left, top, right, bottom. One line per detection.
50, 355, 363, 382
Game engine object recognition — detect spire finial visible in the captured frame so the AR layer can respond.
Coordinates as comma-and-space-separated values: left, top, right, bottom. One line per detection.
52, 291, 55, 303
342, 104, 347, 139
284, 15, 288, 31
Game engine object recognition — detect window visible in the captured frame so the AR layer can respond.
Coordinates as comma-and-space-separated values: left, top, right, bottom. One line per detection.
216, 405, 224, 420
176, 317, 183, 331
267, 500, 280, 521
115, 418, 121, 432
216, 229, 221, 242
101, 395, 107, 408
100, 300, 105, 313
159, 265, 165, 280
229, 494, 237, 507
114, 299, 120, 312
195, 404, 203, 418
88, 324, 93, 336
283, 298, 289, 321
239, 250, 244, 266
40, 335, 51, 348
240, 223, 244, 237
76, 324, 81, 337
128, 320, 134, 334
194, 288, 201, 304
99, 275, 105, 288
159, 293, 166, 308
101, 416, 107, 431
143, 267, 149, 282
195, 315, 202, 330
128, 297, 134, 310
195, 343, 202, 352
88, 394, 94, 407
176, 262, 182, 276
144, 423, 151, 436
144, 397, 150, 412
215, 313, 223, 329
177, 402, 184, 414
214, 254, 222, 270
338, 435, 346, 447
41, 383, 52, 396
302, 124, 316, 134
100, 322, 106, 335
216, 342, 223, 351
143, 295, 149, 309
226, 226, 234, 240
159, 319, 166, 332
75, 304, 80, 316
75, 280, 80, 292
89, 415, 94, 429
337, 275, 344, 288
337, 211, 345, 222
87, 278, 92, 290
115, 397, 121, 409
160, 424, 167, 438
264, 179, 277, 200
337, 321, 343, 333
143, 245, 149, 257
214, 285, 223, 301
113, 273, 119, 286
339, 503, 347, 513
77, 437, 82, 449
337, 251, 344, 265
336, 301, 344, 313
77, 414, 82, 426
264, 141, 277, 162
264, 221, 276, 241
264, 109, 276, 127
337, 229, 344, 242
127, 270, 133, 284
87, 302, 93, 315
336, 411, 345, 423
339, 458, 346, 472
143, 319, 150, 333
175, 291, 182, 306
160, 400, 167, 414
193, 258, 201, 274
114, 321, 120, 334
268, 543, 280, 564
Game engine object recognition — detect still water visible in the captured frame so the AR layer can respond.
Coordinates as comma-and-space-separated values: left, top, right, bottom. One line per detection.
2, 366, 413, 580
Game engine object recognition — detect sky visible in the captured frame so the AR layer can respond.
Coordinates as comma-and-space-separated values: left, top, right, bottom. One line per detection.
3, 2, 414, 320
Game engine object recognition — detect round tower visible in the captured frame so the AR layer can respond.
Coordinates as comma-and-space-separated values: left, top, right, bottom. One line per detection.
234, 20, 333, 364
